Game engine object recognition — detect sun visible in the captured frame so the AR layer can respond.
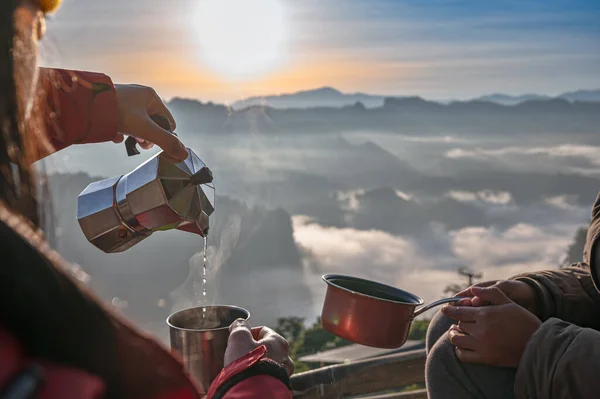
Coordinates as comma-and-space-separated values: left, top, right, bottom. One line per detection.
192, 0, 288, 81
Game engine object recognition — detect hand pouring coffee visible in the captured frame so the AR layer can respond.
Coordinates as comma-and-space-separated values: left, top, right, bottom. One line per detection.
77, 115, 215, 253
321, 274, 461, 348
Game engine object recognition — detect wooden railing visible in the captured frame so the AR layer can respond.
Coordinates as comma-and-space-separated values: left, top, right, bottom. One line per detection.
290, 349, 427, 399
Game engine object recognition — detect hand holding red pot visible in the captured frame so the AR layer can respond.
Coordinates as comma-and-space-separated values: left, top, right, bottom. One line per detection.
442, 286, 542, 368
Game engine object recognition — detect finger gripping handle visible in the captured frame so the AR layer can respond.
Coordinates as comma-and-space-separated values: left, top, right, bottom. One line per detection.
125, 114, 176, 157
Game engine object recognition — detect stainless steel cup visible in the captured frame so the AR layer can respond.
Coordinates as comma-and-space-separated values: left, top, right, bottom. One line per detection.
167, 305, 250, 394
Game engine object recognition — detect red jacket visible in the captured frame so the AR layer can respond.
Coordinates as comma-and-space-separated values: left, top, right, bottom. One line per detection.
4, 67, 292, 399
0, 326, 290, 399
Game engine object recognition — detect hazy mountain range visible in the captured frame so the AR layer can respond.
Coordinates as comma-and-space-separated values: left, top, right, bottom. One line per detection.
169, 95, 600, 137
231, 87, 600, 109
233, 87, 387, 109
475, 90, 600, 106
45, 82, 600, 340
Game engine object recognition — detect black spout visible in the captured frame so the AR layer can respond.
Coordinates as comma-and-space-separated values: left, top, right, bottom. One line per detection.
191, 167, 213, 185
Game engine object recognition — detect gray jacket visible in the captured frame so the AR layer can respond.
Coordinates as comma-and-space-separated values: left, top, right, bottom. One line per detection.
510, 192, 600, 398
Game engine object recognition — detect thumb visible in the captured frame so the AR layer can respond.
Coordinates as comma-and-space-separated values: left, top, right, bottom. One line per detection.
229, 318, 253, 336
471, 286, 511, 305
255, 327, 278, 342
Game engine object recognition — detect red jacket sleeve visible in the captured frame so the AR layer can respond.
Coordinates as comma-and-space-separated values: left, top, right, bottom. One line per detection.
206, 346, 292, 399
0, 327, 105, 399
39, 68, 119, 158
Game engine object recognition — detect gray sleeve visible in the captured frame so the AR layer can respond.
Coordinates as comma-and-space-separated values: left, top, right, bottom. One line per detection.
510, 265, 600, 329
515, 317, 600, 399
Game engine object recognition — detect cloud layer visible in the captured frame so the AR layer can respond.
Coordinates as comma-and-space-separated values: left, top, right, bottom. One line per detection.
292, 215, 580, 318
446, 144, 600, 175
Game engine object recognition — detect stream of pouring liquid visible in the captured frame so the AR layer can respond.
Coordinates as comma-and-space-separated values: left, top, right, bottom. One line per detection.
202, 236, 207, 317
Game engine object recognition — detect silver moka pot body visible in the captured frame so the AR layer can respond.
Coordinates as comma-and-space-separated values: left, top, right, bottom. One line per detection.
77, 148, 215, 253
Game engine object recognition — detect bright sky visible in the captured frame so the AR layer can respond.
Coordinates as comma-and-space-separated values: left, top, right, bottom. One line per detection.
42, 0, 600, 103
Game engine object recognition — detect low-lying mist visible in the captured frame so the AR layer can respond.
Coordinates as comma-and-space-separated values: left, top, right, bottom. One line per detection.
42, 124, 598, 339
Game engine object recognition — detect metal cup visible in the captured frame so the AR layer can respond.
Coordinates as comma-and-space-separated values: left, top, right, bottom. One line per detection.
167, 305, 250, 394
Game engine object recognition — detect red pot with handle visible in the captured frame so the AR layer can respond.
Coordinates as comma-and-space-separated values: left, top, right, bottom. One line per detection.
321, 274, 461, 348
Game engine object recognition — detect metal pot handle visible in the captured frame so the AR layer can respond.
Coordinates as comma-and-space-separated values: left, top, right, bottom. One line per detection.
413, 297, 462, 317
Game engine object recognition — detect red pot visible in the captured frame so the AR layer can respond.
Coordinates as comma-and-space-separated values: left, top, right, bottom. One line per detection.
321, 274, 460, 349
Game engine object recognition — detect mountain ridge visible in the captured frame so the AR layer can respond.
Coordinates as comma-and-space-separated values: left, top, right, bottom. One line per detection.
228, 87, 600, 109
232, 86, 392, 109
168, 94, 600, 136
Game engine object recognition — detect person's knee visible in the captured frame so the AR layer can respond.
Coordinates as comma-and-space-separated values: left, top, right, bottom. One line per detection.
427, 332, 517, 399
426, 331, 458, 374
426, 332, 463, 396
426, 311, 455, 353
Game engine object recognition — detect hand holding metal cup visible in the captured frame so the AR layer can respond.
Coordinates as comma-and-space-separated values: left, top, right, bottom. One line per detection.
167, 305, 249, 394
167, 305, 293, 395
225, 319, 294, 376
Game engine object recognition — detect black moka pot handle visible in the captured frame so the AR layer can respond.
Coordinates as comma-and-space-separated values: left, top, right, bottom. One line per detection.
125, 114, 177, 157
